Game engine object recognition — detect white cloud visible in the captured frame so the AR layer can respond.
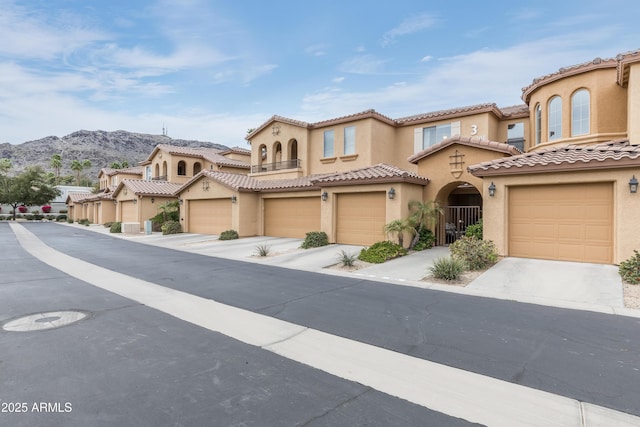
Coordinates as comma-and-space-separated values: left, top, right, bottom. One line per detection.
332, 77, 346, 83
300, 32, 631, 119
305, 44, 330, 57
420, 55, 433, 63
339, 55, 387, 74
382, 13, 437, 47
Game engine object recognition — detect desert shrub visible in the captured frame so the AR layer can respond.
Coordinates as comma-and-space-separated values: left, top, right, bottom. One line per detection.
59, 209, 68, 214
219, 229, 239, 240
338, 250, 358, 267
450, 236, 498, 270
161, 220, 182, 235
412, 228, 436, 251
619, 250, 640, 284
67, 218, 74, 223
33, 214, 44, 220
358, 241, 407, 264
254, 243, 271, 257
55, 214, 67, 222
109, 222, 122, 233
24, 214, 34, 220
77, 218, 90, 226
465, 219, 483, 240
45, 215, 56, 221
429, 257, 465, 281
301, 231, 329, 249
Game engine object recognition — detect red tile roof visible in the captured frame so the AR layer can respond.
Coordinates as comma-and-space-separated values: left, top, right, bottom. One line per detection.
311, 163, 429, 186
146, 144, 250, 169
408, 135, 522, 164
468, 140, 640, 177
176, 164, 428, 194
66, 192, 93, 203
118, 179, 183, 196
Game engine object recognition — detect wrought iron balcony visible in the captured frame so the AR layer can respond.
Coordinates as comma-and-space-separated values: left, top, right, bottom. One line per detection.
251, 159, 301, 173
152, 175, 168, 181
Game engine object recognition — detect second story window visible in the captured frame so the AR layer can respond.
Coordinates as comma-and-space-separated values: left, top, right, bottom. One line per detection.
324, 130, 334, 157
177, 160, 186, 176
535, 103, 542, 145
548, 96, 562, 141
571, 89, 590, 136
507, 122, 525, 151
344, 126, 356, 155
423, 124, 451, 149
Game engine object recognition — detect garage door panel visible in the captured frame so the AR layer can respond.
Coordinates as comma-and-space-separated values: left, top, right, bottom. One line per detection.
189, 199, 232, 234
121, 201, 137, 223
337, 192, 386, 246
264, 197, 320, 239
508, 183, 612, 263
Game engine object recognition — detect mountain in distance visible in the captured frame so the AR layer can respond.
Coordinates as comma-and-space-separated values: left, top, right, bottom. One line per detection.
0, 130, 232, 180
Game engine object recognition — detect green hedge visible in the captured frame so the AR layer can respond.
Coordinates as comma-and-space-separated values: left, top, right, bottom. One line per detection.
358, 241, 407, 264
301, 231, 329, 249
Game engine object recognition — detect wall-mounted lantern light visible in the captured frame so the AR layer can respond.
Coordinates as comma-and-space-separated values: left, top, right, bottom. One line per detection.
202, 179, 210, 191
151, 197, 155, 203
132, 198, 138, 204
630, 175, 638, 194
178, 198, 183, 205
321, 191, 328, 201
488, 182, 496, 197
388, 187, 396, 199
231, 195, 237, 203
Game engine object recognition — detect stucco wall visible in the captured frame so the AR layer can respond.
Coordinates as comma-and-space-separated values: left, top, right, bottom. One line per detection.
416, 144, 511, 203
627, 63, 640, 145
250, 122, 309, 173
482, 168, 640, 264
527, 67, 627, 148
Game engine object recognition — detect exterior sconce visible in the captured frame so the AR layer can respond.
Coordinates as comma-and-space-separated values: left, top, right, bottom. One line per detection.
231, 195, 237, 203
132, 198, 138, 204
388, 188, 396, 199
321, 191, 328, 201
151, 197, 155, 203
488, 182, 496, 197
178, 198, 183, 205
112, 200, 117, 205
202, 179, 210, 191
630, 175, 639, 194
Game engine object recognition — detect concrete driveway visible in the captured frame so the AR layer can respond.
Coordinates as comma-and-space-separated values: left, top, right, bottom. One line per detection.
466, 257, 624, 308
74, 224, 629, 314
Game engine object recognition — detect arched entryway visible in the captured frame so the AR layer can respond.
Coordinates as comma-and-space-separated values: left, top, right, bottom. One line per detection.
434, 181, 482, 245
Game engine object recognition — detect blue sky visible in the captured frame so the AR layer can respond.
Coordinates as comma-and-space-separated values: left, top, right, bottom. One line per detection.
0, 0, 638, 146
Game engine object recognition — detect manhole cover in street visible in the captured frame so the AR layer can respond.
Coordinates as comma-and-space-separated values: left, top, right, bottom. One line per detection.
2, 310, 89, 332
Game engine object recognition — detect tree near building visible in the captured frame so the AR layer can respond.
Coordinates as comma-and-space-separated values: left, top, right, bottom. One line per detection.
70, 159, 92, 185
0, 166, 60, 220
407, 200, 444, 249
50, 154, 62, 184
0, 158, 12, 175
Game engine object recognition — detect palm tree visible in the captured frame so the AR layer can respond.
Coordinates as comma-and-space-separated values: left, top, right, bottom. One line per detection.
383, 218, 415, 247
70, 159, 92, 185
407, 200, 444, 249
70, 160, 83, 185
50, 154, 62, 184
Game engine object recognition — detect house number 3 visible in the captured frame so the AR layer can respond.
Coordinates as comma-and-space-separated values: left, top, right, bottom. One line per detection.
471, 125, 478, 135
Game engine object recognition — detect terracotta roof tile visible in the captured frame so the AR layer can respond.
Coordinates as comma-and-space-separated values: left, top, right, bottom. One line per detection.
395, 103, 502, 124
311, 109, 395, 128
149, 144, 250, 169
468, 140, 640, 176
311, 163, 429, 186
408, 135, 522, 164
120, 179, 183, 196
66, 192, 93, 203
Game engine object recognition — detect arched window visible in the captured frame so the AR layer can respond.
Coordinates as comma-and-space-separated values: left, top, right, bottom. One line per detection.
535, 103, 542, 145
162, 161, 167, 178
289, 139, 298, 161
548, 96, 562, 141
571, 89, 590, 136
154, 163, 160, 178
193, 162, 201, 175
274, 142, 282, 163
177, 160, 186, 176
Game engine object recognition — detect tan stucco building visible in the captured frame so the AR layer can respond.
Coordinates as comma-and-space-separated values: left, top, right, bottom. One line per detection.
72, 49, 640, 265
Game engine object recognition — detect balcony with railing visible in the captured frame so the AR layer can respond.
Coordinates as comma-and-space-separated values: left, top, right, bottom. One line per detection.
251, 159, 301, 173
152, 175, 168, 181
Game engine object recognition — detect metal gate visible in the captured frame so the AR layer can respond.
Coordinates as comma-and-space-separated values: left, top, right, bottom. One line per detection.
436, 206, 481, 245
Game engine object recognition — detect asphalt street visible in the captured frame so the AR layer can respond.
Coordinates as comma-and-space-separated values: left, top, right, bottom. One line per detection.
2, 222, 639, 425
